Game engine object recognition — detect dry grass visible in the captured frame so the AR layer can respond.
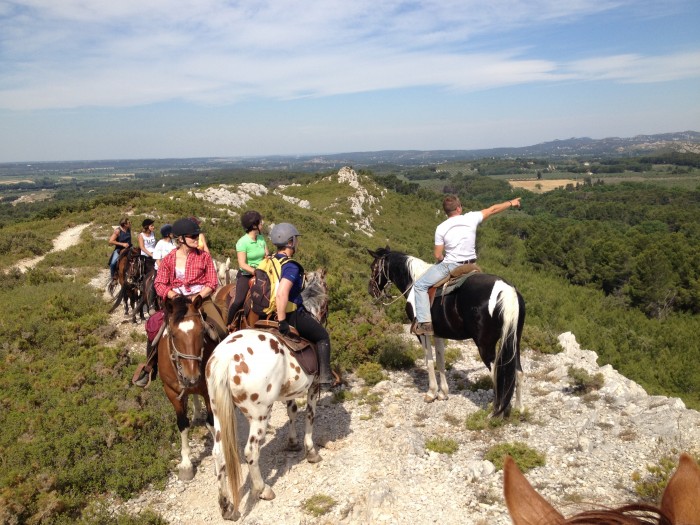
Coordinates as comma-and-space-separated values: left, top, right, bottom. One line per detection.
509, 179, 578, 193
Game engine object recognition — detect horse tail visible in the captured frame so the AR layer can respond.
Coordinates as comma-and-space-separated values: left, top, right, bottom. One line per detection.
209, 354, 241, 513
492, 282, 521, 417
108, 286, 125, 313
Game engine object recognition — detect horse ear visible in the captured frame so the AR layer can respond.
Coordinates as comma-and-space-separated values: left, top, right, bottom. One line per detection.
367, 248, 378, 259
503, 456, 565, 525
193, 294, 203, 310
164, 297, 175, 314
661, 453, 700, 525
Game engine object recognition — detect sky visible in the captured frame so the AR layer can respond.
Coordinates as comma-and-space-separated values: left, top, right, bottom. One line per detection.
1, 0, 699, 162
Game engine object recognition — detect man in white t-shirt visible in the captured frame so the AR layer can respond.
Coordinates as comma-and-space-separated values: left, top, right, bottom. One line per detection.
413, 194, 521, 335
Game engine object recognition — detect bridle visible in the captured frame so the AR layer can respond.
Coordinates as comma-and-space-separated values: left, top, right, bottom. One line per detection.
166, 311, 206, 398
370, 255, 412, 306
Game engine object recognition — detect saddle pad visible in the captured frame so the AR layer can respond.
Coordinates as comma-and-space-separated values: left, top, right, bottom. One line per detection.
145, 311, 165, 342
433, 268, 480, 299
250, 321, 318, 375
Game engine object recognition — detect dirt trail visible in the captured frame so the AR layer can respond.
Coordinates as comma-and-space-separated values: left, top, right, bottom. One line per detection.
13, 223, 91, 272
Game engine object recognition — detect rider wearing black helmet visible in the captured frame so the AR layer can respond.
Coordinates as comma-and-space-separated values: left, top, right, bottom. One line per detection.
226, 210, 268, 328
270, 223, 334, 390
134, 217, 225, 388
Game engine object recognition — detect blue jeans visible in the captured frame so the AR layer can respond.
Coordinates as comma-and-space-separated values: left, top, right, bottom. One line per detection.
414, 261, 461, 323
109, 249, 120, 278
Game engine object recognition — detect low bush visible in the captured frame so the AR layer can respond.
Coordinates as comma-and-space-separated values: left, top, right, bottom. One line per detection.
485, 442, 545, 472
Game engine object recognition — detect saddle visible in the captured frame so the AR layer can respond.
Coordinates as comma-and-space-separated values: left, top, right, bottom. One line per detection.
427, 262, 481, 305
253, 319, 318, 376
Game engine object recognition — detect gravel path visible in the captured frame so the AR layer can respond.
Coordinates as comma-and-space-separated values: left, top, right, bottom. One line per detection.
13, 223, 91, 272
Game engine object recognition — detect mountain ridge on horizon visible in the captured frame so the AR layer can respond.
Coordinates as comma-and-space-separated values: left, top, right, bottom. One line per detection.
1, 130, 699, 171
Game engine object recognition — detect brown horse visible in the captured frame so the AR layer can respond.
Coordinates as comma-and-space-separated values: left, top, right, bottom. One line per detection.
158, 295, 218, 480
108, 247, 146, 322
504, 453, 700, 524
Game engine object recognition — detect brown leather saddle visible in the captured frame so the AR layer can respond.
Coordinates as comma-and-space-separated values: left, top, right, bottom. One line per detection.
427, 262, 481, 305
252, 320, 318, 376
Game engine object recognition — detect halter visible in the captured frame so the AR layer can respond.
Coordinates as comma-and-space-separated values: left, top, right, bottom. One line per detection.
166, 311, 206, 399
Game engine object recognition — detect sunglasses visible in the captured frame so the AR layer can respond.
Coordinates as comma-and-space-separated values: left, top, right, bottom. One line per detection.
184, 234, 199, 240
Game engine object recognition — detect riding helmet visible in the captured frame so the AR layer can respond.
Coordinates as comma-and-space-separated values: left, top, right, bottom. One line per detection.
241, 210, 262, 232
142, 218, 155, 228
269, 223, 301, 248
171, 218, 201, 237
160, 224, 172, 238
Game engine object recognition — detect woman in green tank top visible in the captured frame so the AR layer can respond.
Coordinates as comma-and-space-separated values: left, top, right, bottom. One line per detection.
226, 210, 268, 327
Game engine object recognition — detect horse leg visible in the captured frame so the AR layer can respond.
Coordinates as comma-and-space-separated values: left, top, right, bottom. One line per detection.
303, 387, 321, 463
192, 394, 203, 424
433, 337, 449, 401
167, 391, 195, 481
419, 335, 439, 403
244, 404, 275, 502
514, 369, 524, 412
285, 401, 302, 451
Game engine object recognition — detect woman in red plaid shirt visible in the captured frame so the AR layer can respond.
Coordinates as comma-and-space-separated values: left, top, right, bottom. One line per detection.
133, 217, 226, 387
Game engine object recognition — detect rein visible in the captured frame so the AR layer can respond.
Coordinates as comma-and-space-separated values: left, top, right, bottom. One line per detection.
372, 256, 413, 306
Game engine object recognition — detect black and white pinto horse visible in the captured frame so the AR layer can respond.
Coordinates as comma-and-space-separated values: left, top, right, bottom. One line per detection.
368, 247, 525, 417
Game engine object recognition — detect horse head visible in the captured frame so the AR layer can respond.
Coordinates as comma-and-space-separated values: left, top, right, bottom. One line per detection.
164, 295, 207, 388
504, 453, 700, 525
301, 268, 329, 325
125, 247, 143, 286
367, 246, 392, 299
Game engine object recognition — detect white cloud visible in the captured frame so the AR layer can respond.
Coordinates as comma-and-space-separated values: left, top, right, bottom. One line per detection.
0, 0, 698, 110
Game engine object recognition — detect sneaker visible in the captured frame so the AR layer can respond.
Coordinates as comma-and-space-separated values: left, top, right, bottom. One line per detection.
133, 369, 150, 387
414, 322, 434, 336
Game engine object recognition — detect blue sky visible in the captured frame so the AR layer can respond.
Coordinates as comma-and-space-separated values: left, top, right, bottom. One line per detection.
1, 0, 699, 162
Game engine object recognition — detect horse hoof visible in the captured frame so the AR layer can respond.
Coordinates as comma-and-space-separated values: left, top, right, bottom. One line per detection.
306, 449, 322, 463
178, 467, 195, 481
437, 392, 448, 401
221, 508, 240, 521
260, 486, 275, 501
423, 393, 436, 403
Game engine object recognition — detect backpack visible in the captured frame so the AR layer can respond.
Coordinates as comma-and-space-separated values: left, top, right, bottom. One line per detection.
248, 256, 303, 317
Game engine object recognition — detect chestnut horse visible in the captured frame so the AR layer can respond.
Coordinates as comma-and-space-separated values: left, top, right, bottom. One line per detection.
205, 269, 329, 521
504, 453, 700, 524
158, 295, 218, 480
368, 247, 524, 416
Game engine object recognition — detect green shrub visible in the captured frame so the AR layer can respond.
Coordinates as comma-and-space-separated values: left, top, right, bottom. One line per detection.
523, 325, 562, 354
632, 455, 679, 502
444, 346, 463, 370
356, 362, 386, 386
567, 366, 605, 395
485, 442, 545, 472
425, 437, 459, 455
302, 494, 337, 517
378, 337, 419, 370
468, 375, 493, 392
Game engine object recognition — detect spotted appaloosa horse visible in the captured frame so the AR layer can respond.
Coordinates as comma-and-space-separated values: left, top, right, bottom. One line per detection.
504, 453, 700, 524
205, 272, 329, 521
158, 295, 218, 481
368, 247, 525, 417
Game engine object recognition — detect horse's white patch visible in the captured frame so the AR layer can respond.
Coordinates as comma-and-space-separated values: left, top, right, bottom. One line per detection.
407, 287, 416, 312
178, 320, 195, 333
488, 280, 510, 317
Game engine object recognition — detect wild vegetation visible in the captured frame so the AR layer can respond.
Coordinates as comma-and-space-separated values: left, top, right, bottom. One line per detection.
1, 154, 699, 523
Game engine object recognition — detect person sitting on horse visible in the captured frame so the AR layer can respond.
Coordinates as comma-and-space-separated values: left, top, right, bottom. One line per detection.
413, 194, 521, 336
108, 217, 132, 280
138, 218, 157, 276
133, 217, 226, 388
152, 223, 176, 271
269, 222, 334, 390
226, 210, 269, 330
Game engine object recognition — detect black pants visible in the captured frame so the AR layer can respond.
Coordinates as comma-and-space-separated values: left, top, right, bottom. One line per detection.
227, 271, 252, 325
286, 307, 328, 344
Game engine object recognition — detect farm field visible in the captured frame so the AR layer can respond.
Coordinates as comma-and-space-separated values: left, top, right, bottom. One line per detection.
508, 178, 578, 193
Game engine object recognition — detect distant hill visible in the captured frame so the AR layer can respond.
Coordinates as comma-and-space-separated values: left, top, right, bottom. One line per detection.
1, 131, 698, 177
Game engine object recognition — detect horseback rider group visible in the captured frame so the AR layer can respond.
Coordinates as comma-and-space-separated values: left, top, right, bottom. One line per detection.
120, 214, 334, 391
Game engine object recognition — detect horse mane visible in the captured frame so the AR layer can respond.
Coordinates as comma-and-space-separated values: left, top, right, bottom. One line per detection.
373, 246, 429, 285
301, 269, 329, 324
562, 505, 672, 525
168, 295, 192, 324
